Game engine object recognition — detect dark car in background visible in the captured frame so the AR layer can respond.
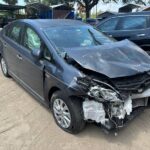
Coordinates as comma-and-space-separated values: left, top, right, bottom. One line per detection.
85, 18, 99, 26
1, 19, 150, 134
96, 12, 150, 53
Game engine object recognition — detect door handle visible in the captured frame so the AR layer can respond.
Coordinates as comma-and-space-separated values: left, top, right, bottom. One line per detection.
137, 34, 145, 37
16, 54, 22, 60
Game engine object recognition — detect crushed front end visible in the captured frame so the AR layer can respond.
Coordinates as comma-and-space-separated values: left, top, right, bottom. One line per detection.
77, 73, 150, 131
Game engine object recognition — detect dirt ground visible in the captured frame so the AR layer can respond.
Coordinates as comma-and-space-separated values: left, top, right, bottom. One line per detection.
1, 69, 150, 150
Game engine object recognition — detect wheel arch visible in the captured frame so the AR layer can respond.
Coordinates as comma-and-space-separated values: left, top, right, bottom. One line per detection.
48, 87, 84, 104
69, 95, 84, 102
48, 86, 60, 103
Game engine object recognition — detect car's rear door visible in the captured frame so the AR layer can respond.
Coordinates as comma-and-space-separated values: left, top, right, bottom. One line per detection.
2, 22, 24, 77
97, 15, 149, 47
18, 25, 45, 99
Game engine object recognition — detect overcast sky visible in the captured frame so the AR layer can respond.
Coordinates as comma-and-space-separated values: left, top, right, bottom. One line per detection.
92, 2, 123, 13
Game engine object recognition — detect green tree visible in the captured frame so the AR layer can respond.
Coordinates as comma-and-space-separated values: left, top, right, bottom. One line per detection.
24, 0, 69, 5
42, 0, 74, 5
122, 0, 146, 5
3, 0, 17, 5
24, 0, 42, 3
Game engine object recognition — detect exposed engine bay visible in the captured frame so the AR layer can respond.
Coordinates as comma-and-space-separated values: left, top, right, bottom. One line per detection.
77, 76, 150, 131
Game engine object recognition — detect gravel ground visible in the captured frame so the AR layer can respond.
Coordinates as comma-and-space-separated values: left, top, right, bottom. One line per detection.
1, 69, 150, 150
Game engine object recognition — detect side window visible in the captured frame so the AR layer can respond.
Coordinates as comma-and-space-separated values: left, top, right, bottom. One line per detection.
24, 27, 41, 51
43, 46, 52, 61
119, 16, 147, 30
9, 24, 22, 43
97, 18, 119, 31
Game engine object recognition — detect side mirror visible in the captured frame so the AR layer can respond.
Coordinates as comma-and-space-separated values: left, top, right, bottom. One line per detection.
31, 49, 42, 60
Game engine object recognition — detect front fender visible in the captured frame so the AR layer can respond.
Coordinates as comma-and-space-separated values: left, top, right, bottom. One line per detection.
43, 72, 87, 105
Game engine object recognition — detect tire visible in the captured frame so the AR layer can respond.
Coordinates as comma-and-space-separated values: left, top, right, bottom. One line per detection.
0, 57, 10, 77
51, 91, 86, 134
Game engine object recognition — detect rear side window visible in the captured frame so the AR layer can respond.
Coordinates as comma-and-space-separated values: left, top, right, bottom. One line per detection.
119, 16, 147, 30
23, 27, 41, 51
97, 18, 119, 31
9, 25, 22, 43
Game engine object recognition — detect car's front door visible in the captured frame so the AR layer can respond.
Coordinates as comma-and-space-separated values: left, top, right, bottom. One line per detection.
97, 17, 120, 38
18, 26, 44, 99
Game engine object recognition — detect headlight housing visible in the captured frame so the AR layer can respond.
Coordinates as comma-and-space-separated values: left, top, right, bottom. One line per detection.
88, 85, 121, 102
76, 77, 122, 103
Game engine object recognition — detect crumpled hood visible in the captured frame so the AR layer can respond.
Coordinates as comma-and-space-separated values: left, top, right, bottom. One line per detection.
65, 40, 150, 78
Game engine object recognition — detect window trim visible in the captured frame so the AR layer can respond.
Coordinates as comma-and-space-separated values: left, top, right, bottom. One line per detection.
98, 15, 150, 32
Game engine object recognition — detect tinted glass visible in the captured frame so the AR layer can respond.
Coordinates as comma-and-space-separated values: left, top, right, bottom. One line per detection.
44, 26, 114, 50
9, 24, 21, 43
119, 16, 147, 30
43, 46, 51, 61
24, 27, 41, 51
97, 18, 119, 31
5, 26, 11, 37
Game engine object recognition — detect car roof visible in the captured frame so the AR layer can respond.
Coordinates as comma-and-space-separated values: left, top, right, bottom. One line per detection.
17, 19, 86, 29
96, 11, 150, 26
112, 11, 150, 17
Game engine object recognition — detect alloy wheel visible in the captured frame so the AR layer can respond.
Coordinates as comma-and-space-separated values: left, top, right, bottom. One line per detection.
53, 98, 71, 128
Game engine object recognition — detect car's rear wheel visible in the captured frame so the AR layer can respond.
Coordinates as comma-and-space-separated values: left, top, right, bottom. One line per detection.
51, 91, 86, 134
0, 57, 10, 77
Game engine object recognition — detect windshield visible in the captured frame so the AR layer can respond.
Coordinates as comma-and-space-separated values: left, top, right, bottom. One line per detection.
44, 26, 115, 50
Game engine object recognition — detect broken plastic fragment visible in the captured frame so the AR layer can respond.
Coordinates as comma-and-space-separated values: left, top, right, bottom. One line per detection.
124, 96, 132, 115
111, 96, 132, 119
83, 100, 106, 124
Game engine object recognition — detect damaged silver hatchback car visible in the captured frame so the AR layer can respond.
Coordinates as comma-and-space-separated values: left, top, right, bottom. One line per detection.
1, 19, 150, 134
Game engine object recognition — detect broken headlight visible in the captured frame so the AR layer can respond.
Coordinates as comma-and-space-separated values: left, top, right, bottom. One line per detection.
88, 85, 121, 103
76, 77, 122, 102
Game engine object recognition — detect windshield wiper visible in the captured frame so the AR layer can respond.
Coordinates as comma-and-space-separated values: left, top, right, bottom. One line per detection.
88, 29, 101, 45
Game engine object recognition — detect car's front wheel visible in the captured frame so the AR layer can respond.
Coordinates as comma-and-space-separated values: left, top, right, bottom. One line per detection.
51, 91, 86, 134
0, 57, 10, 77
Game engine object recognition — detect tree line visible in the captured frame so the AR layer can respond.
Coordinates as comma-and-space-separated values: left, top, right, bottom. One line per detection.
2, 0, 148, 18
